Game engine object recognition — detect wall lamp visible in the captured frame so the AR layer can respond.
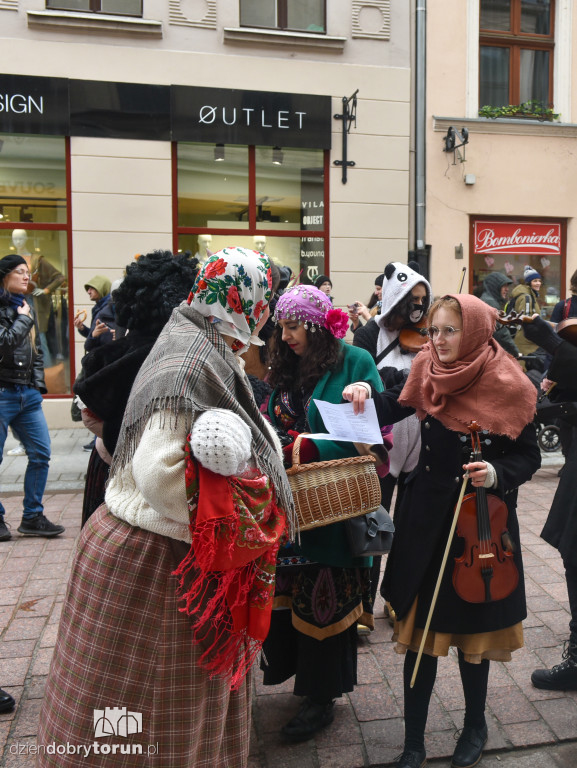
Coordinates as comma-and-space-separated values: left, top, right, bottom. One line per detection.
272, 146, 284, 165
214, 143, 225, 162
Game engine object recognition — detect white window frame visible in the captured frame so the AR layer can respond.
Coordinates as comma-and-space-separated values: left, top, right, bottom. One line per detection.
466, 0, 571, 121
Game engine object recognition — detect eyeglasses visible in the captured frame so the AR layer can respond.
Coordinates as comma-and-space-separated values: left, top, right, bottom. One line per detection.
11, 269, 30, 277
427, 325, 462, 339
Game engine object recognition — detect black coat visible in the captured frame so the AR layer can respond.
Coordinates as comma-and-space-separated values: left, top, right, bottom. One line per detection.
0, 300, 46, 393
373, 390, 541, 633
539, 342, 577, 566
74, 331, 157, 456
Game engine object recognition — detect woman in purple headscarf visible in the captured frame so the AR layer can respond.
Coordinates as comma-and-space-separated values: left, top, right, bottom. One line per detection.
260, 285, 391, 743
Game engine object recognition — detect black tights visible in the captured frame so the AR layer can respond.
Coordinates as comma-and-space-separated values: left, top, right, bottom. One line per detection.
402, 649, 489, 752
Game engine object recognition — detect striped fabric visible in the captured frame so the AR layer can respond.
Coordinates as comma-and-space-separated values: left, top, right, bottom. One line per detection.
37, 505, 251, 768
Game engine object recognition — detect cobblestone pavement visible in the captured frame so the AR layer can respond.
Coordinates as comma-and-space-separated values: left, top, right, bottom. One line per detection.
0, 432, 575, 767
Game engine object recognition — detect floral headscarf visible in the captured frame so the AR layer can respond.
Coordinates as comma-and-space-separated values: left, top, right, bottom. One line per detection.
189, 246, 272, 352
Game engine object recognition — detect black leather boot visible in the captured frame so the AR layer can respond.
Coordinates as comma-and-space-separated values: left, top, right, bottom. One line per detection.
281, 697, 334, 742
532, 639, 577, 690
0, 688, 15, 714
451, 723, 488, 768
394, 748, 427, 767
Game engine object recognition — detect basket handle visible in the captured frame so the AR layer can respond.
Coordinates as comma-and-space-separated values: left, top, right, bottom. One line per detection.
291, 433, 310, 468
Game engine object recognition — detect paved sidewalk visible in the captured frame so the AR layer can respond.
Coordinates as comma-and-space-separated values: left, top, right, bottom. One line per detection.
0, 435, 575, 767
2, 428, 91, 494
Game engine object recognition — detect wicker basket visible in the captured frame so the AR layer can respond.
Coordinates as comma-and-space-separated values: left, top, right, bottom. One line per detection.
286, 434, 381, 531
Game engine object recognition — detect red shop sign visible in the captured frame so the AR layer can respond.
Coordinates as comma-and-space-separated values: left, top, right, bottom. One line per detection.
474, 221, 561, 256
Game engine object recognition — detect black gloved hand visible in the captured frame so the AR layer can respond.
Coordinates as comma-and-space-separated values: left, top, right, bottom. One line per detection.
521, 316, 564, 355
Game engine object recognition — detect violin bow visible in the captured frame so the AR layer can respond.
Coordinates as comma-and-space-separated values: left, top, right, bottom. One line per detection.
458, 267, 467, 294
410, 473, 468, 687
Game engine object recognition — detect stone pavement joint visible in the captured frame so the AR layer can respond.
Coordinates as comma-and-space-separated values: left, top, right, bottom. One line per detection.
0, 430, 574, 767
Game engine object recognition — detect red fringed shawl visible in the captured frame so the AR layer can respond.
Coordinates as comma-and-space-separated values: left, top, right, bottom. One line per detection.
173, 439, 286, 690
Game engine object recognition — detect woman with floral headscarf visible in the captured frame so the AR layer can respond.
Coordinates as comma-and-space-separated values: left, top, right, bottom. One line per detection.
37, 248, 294, 768
343, 294, 540, 768
260, 284, 389, 743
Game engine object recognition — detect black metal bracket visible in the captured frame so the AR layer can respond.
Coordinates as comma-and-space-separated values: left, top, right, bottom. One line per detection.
443, 126, 469, 164
333, 89, 358, 184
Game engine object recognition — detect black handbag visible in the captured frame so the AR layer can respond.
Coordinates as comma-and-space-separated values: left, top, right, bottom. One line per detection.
345, 505, 395, 557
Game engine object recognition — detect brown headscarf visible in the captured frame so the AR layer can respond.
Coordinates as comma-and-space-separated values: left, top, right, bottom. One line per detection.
398, 293, 537, 438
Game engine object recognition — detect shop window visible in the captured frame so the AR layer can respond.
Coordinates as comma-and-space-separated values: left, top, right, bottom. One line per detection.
176, 143, 327, 283
471, 218, 564, 321
46, 0, 142, 16
479, 0, 554, 108
0, 135, 72, 395
240, 0, 326, 34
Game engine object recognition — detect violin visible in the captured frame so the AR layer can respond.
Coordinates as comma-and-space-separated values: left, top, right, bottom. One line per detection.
398, 316, 429, 353
452, 422, 518, 604
498, 309, 577, 346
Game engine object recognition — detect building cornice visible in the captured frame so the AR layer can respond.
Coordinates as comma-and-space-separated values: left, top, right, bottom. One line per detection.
27, 9, 162, 38
433, 115, 577, 139
223, 26, 346, 51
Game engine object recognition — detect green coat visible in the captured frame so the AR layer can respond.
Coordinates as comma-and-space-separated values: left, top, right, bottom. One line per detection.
269, 341, 384, 568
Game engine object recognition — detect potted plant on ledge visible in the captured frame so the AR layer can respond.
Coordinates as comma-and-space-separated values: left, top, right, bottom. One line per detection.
479, 101, 560, 122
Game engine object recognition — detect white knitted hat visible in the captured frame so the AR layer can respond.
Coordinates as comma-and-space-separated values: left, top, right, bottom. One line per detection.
377, 261, 432, 327
190, 409, 252, 477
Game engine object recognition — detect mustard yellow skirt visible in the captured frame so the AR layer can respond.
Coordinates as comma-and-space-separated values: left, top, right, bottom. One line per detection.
392, 598, 524, 664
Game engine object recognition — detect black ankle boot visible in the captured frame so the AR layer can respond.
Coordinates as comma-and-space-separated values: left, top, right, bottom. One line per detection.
532, 639, 577, 691
394, 748, 427, 767
451, 723, 488, 768
281, 697, 335, 742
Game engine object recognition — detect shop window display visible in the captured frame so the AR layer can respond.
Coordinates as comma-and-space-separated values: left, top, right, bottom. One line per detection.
176, 143, 327, 282
0, 135, 70, 395
471, 218, 564, 321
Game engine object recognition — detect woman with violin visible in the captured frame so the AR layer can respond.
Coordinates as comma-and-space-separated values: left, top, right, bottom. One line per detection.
353, 262, 431, 606
344, 294, 540, 768
518, 315, 577, 691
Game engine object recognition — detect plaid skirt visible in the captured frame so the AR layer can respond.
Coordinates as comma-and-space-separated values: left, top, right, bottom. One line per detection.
37, 505, 251, 768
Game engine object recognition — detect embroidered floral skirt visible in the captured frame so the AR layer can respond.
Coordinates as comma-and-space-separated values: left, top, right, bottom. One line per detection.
261, 562, 373, 699
37, 505, 251, 768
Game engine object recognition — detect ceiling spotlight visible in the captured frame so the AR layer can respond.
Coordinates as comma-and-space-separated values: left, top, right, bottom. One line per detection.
272, 146, 283, 165
214, 143, 225, 162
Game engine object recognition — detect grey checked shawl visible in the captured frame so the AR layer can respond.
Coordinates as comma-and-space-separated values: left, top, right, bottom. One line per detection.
111, 301, 296, 536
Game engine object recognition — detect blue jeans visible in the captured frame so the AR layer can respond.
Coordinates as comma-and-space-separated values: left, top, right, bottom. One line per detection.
0, 384, 51, 519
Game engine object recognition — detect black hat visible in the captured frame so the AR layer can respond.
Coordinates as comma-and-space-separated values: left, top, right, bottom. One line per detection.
314, 274, 332, 289
0, 254, 27, 280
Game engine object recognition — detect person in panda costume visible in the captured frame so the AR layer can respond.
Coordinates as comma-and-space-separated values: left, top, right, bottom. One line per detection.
353, 261, 432, 607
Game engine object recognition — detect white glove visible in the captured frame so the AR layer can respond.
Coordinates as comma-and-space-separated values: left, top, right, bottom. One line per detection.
31, 287, 45, 297
483, 461, 497, 489
190, 409, 252, 476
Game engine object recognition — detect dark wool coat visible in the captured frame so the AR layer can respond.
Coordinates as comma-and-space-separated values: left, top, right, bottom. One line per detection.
373, 390, 541, 634
74, 331, 157, 456
539, 341, 577, 566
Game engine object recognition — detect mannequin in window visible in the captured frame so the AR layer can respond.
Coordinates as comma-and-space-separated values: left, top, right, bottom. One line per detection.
12, 229, 65, 368
195, 235, 213, 263
253, 235, 267, 253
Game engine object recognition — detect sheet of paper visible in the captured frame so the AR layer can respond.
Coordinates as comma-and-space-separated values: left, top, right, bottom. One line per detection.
308, 399, 383, 444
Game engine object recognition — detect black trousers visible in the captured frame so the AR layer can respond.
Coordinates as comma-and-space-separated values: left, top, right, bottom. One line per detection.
563, 561, 577, 641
